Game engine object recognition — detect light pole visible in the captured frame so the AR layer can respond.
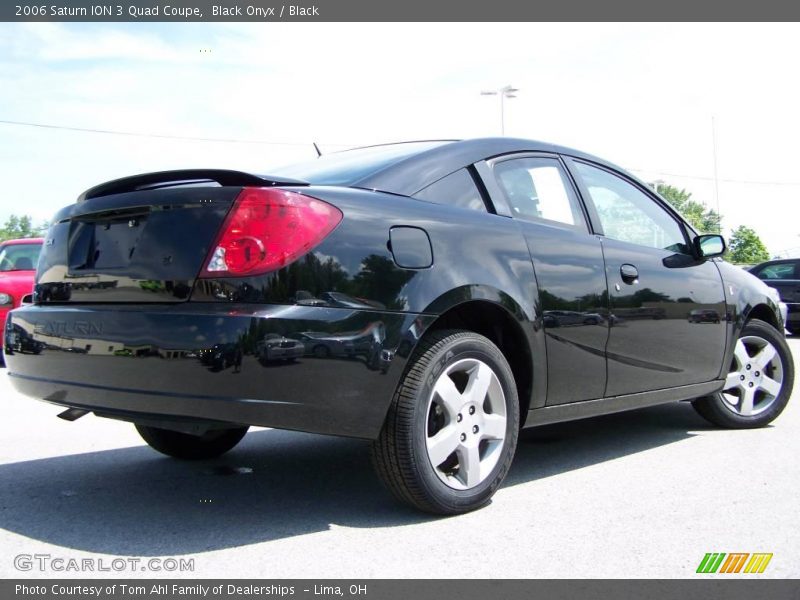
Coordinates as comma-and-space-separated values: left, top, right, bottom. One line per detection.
481, 85, 518, 135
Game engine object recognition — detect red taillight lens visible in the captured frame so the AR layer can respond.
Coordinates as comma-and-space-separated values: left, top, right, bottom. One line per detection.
200, 187, 342, 278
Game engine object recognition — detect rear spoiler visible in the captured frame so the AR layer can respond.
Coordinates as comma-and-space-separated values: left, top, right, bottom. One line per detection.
77, 169, 308, 202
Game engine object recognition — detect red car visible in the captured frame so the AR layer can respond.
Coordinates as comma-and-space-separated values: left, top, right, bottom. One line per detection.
0, 238, 43, 351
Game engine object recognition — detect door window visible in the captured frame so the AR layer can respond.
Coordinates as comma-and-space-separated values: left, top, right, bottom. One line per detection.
574, 161, 689, 253
493, 157, 587, 228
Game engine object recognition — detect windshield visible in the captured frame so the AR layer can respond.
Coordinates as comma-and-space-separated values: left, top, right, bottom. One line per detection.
0, 243, 42, 272
270, 141, 451, 186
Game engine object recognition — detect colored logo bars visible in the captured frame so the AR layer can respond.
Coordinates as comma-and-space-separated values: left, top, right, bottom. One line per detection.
696, 553, 773, 574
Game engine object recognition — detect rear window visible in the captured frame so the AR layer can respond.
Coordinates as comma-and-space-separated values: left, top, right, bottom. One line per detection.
0, 243, 42, 272
270, 142, 450, 186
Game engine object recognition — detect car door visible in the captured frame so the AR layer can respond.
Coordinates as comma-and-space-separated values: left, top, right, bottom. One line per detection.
566, 158, 727, 397
483, 154, 609, 404
751, 260, 800, 306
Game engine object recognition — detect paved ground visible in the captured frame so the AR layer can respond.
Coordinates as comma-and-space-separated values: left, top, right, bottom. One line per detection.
1, 339, 798, 579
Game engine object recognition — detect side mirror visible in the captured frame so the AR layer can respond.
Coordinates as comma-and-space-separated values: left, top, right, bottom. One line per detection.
694, 234, 726, 259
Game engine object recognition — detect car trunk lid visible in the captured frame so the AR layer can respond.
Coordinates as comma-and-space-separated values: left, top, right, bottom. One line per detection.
35, 170, 307, 304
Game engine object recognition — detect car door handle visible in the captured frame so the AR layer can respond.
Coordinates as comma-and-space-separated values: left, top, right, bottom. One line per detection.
620, 264, 639, 284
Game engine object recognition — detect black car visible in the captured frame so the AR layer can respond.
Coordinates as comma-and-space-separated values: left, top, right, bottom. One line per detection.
749, 258, 800, 335
5, 138, 794, 514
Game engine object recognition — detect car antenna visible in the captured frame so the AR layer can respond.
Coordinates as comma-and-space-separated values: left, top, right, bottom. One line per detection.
313, 142, 322, 157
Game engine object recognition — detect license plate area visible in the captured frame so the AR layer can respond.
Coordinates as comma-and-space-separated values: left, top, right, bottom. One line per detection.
68, 209, 150, 273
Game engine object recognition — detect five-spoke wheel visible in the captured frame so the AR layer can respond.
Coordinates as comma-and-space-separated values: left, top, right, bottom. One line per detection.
720, 335, 784, 416
693, 319, 794, 428
371, 330, 519, 514
425, 358, 508, 490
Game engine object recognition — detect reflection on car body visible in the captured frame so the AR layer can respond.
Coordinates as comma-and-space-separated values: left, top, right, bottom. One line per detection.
257, 333, 304, 362
542, 310, 605, 328
689, 309, 721, 324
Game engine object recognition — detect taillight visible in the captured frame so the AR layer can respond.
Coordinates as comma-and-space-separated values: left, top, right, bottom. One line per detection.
200, 187, 342, 278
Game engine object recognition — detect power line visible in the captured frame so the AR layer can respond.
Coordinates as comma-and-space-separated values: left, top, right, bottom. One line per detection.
0, 118, 354, 147
4, 118, 800, 186
627, 167, 800, 187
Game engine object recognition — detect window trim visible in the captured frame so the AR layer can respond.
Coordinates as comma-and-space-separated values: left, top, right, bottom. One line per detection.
482, 152, 593, 232
563, 156, 694, 253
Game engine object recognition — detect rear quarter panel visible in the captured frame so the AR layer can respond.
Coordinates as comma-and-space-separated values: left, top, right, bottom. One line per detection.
193, 186, 546, 406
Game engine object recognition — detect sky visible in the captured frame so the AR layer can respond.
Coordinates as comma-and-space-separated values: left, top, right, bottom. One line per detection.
1, 22, 799, 256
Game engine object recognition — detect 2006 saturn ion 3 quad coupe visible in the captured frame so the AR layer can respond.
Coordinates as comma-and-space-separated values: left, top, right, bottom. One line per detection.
5, 138, 794, 514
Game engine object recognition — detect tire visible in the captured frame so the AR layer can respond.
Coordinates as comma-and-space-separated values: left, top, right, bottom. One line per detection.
692, 319, 794, 428
370, 329, 519, 515
135, 424, 249, 460
312, 345, 330, 358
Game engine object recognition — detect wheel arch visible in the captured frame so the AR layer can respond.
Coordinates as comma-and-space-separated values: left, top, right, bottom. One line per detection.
419, 293, 537, 426
744, 303, 781, 331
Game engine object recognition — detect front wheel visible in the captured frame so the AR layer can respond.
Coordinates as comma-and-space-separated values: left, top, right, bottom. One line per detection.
371, 330, 519, 515
693, 319, 794, 428
136, 424, 249, 459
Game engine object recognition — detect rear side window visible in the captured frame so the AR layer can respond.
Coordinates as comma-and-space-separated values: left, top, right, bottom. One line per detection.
754, 262, 797, 280
413, 168, 488, 212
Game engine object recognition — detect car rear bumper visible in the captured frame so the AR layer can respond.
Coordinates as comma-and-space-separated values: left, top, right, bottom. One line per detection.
4, 303, 431, 439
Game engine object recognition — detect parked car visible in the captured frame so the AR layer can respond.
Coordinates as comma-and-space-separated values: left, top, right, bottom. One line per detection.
4, 323, 44, 355
0, 237, 43, 356
288, 331, 354, 358
5, 139, 794, 515
689, 309, 722, 324
749, 258, 800, 335
542, 310, 605, 327
256, 333, 304, 362
199, 343, 239, 371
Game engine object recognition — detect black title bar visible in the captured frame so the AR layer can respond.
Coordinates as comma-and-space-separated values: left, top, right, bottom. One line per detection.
4, 0, 800, 22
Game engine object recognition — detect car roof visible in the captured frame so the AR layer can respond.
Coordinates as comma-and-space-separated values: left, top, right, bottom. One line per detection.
0, 237, 44, 245
274, 137, 626, 196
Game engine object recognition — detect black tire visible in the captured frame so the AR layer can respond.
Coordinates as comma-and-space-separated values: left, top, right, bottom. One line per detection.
135, 424, 249, 460
693, 319, 794, 428
370, 329, 519, 515
312, 345, 330, 358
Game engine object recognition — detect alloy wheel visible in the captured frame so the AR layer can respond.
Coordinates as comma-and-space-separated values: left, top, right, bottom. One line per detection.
721, 335, 784, 416
425, 358, 507, 490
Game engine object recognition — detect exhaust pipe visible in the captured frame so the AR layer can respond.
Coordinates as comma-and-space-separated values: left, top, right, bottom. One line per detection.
57, 408, 89, 422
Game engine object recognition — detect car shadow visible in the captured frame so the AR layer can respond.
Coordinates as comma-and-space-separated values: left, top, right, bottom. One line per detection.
0, 402, 714, 556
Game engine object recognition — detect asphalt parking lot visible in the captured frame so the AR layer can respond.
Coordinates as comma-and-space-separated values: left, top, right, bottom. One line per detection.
1, 338, 798, 579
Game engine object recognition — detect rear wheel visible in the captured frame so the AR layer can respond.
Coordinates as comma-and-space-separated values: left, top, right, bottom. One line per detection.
312, 345, 330, 358
371, 330, 519, 514
693, 319, 794, 428
136, 424, 249, 459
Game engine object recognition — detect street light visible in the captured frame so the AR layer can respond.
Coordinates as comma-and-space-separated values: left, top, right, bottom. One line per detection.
481, 85, 518, 135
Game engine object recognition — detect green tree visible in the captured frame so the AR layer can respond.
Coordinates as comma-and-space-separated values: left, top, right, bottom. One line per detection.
654, 183, 721, 233
727, 225, 770, 264
0, 215, 45, 242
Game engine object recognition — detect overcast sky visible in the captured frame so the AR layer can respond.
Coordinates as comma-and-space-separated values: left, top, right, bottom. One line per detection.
1, 22, 799, 256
